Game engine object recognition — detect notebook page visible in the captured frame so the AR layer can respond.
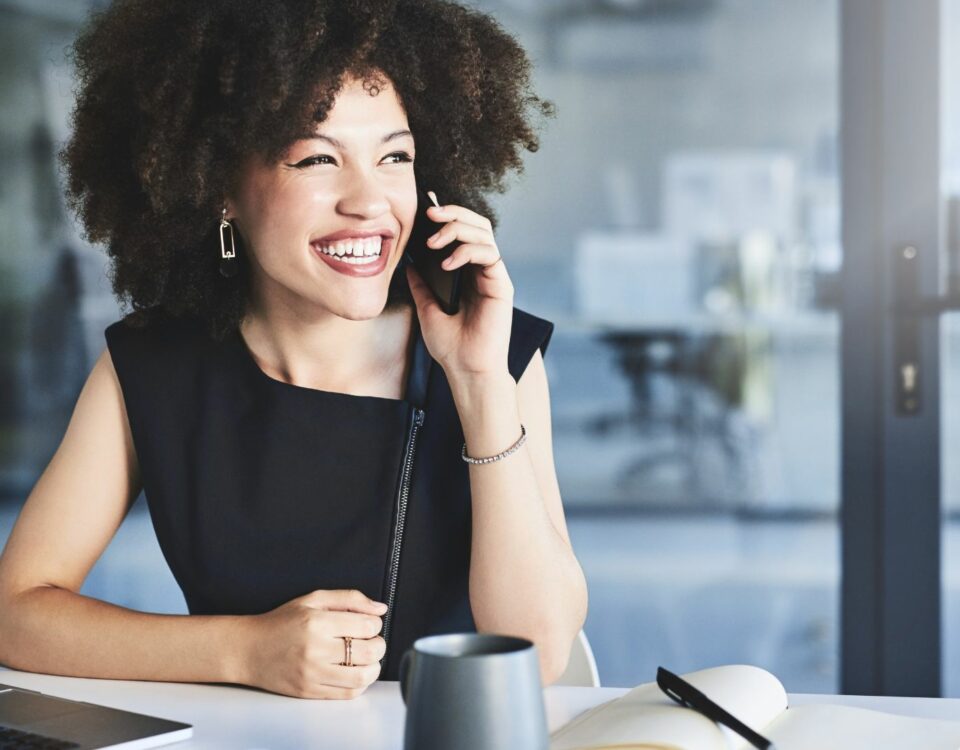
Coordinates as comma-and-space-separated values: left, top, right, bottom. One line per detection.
549, 682, 728, 750
550, 665, 788, 750
765, 703, 960, 750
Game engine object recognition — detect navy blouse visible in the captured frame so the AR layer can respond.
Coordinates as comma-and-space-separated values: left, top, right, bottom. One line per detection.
104, 305, 555, 681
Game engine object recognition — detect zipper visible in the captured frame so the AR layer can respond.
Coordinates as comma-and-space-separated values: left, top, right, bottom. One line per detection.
381, 405, 425, 665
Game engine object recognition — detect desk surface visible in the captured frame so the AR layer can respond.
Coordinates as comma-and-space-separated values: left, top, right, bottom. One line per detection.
3, 667, 960, 749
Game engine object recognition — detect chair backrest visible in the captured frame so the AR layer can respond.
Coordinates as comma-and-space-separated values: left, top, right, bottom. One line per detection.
552, 628, 601, 687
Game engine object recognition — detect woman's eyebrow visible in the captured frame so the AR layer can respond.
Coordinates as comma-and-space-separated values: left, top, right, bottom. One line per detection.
300, 129, 414, 149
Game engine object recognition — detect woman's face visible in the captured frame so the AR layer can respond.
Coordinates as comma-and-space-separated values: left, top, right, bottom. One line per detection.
229, 72, 418, 322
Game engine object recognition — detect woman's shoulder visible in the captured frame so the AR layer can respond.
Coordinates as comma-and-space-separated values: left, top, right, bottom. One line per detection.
104, 308, 210, 379
507, 305, 555, 383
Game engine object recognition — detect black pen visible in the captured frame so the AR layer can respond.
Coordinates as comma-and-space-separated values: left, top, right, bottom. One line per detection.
656, 667, 777, 750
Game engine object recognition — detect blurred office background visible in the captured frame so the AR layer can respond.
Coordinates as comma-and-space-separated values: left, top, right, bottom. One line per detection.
2, 0, 959, 695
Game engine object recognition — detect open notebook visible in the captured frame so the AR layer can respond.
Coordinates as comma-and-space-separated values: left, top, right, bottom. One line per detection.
549, 664, 960, 750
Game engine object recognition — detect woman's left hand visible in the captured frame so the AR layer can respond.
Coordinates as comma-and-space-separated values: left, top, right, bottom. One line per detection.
405, 202, 513, 381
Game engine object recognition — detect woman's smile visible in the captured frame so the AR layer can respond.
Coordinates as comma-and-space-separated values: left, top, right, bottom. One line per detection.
311, 235, 394, 278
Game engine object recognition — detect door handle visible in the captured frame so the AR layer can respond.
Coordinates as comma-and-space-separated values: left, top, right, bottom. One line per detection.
890, 245, 960, 415
892, 246, 925, 415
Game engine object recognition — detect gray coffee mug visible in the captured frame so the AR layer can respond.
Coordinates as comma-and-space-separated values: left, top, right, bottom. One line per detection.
399, 632, 549, 750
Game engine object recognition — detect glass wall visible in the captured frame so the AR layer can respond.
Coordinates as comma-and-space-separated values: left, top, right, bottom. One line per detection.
0, 0, 841, 692
482, 0, 841, 692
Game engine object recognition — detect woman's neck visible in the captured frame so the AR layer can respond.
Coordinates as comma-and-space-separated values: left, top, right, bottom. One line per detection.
238, 302, 415, 398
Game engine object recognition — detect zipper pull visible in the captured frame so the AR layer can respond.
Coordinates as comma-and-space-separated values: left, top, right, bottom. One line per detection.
414, 408, 425, 427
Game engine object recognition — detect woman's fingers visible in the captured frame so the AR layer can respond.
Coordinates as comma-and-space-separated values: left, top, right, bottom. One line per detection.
324, 662, 383, 689
416, 200, 513, 297
440, 242, 506, 274
426, 203, 492, 232
349, 635, 387, 665
325, 634, 386, 666
424, 215, 509, 278
323, 609, 384, 639
426, 219, 492, 250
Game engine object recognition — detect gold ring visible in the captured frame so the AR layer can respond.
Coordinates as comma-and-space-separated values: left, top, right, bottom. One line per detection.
341, 636, 353, 666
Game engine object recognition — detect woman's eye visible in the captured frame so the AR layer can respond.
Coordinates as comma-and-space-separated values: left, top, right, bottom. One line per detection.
384, 151, 414, 164
294, 155, 335, 168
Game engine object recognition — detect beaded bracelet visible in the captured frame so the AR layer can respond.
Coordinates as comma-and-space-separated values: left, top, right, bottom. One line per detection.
461, 424, 527, 465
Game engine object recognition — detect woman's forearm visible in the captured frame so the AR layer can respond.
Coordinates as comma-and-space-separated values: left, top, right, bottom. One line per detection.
450, 372, 588, 684
0, 585, 251, 685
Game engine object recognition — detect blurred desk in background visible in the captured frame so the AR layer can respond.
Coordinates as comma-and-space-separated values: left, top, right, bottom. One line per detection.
549, 313, 837, 507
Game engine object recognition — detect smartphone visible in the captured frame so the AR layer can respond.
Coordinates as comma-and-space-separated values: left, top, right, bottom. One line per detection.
402, 186, 463, 315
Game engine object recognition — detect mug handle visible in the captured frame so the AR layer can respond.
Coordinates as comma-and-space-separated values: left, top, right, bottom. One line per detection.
399, 649, 414, 705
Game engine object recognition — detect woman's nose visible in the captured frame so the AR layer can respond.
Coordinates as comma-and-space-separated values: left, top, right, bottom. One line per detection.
335, 177, 391, 219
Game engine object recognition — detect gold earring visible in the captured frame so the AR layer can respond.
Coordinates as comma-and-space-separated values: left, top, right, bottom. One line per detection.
219, 207, 238, 278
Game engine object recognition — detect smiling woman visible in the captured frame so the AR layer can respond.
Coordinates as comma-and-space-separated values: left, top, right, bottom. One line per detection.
0, 0, 588, 702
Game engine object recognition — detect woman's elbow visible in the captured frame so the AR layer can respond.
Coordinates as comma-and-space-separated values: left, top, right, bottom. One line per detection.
538, 629, 576, 686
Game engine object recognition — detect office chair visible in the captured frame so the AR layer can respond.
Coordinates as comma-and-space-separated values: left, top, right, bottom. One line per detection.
552, 629, 601, 687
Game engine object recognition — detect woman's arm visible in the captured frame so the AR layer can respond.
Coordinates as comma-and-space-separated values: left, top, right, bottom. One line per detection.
450, 349, 589, 686
0, 347, 248, 684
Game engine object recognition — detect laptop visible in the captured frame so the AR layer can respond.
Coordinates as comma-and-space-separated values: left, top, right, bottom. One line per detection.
0, 683, 192, 749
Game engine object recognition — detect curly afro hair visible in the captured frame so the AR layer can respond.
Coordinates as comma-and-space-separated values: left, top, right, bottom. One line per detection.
61, 0, 556, 341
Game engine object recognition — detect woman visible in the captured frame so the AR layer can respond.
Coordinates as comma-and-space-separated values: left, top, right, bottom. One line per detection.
0, 0, 588, 700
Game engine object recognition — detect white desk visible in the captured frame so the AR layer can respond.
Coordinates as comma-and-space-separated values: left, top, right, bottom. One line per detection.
2, 667, 960, 748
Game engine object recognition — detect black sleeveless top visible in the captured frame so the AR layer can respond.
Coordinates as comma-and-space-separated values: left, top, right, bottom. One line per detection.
104, 305, 554, 681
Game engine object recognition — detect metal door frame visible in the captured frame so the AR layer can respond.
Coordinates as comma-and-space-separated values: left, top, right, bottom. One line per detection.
840, 0, 943, 697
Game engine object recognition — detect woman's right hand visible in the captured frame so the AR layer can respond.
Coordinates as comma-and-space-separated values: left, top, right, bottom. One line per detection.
240, 589, 388, 699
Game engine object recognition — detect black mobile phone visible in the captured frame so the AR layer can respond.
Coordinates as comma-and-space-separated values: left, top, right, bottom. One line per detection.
402, 186, 463, 315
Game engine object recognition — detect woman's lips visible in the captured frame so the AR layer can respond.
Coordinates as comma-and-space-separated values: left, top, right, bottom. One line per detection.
312, 237, 392, 278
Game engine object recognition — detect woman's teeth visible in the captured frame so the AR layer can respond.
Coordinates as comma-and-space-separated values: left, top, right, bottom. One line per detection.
315, 237, 383, 264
